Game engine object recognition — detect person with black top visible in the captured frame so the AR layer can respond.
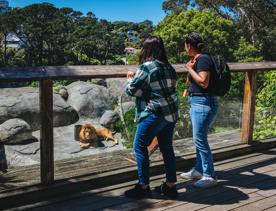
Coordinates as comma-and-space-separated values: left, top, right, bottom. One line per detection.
180, 32, 219, 188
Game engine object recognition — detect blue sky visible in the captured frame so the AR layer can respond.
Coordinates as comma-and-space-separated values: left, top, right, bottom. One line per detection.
9, 0, 167, 25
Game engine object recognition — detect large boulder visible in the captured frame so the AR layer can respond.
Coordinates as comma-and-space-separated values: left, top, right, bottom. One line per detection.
66, 81, 115, 118
106, 78, 134, 102
0, 87, 79, 131
100, 110, 119, 129
0, 119, 33, 144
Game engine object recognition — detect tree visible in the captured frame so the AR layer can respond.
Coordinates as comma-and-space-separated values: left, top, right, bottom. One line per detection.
162, 0, 190, 14
154, 9, 237, 63
162, 0, 276, 60
0, 12, 13, 65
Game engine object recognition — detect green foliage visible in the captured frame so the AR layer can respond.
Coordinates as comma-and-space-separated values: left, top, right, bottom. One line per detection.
0, 48, 4, 66
254, 71, 276, 140
226, 37, 264, 99
174, 77, 193, 138
126, 50, 140, 65
161, 0, 276, 61
224, 73, 244, 99
154, 10, 237, 63
30, 80, 74, 88
6, 49, 26, 66
30, 81, 39, 87
115, 108, 137, 148
0, 3, 154, 67
234, 37, 263, 62
106, 55, 125, 65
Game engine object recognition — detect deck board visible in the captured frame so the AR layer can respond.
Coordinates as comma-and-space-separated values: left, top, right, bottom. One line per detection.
11, 147, 276, 211
0, 130, 241, 192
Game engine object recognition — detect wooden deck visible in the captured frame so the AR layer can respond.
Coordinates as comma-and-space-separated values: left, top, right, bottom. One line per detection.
0, 130, 241, 192
1, 130, 276, 210
7, 147, 276, 211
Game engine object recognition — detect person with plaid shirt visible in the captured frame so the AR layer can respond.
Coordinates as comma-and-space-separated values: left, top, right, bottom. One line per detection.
124, 36, 179, 199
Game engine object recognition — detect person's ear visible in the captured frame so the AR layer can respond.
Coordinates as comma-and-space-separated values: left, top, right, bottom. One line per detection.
185, 43, 190, 52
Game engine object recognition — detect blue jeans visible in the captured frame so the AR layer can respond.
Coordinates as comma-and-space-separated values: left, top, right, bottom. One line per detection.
189, 95, 218, 178
134, 113, 176, 185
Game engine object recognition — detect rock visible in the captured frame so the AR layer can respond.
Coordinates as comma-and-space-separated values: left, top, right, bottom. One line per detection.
0, 119, 33, 144
66, 81, 115, 118
54, 86, 69, 100
59, 88, 69, 100
4, 144, 39, 166
0, 87, 79, 131
100, 110, 119, 129
90, 78, 107, 87
4, 118, 126, 167
115, 102, 136, 115
106, 78, 134, 102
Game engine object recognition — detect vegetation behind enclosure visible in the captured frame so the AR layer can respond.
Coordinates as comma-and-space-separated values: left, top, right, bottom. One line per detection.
0, 1, 275, 144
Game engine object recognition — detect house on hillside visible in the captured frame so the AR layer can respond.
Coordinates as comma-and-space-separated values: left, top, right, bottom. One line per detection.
1, 33, 27, 49
127, 30, 139, 43
124, 47, 136, 54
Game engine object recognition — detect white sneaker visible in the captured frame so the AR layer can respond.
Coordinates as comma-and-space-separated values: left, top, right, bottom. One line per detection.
193, 176, 218, 188
180, 168, 203, 180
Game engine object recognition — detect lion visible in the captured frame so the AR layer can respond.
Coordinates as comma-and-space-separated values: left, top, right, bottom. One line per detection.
79, 124, 118, 149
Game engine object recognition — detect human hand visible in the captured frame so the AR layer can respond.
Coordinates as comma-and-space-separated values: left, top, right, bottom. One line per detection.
127, 71, 135, 80
186, 60, 195, 70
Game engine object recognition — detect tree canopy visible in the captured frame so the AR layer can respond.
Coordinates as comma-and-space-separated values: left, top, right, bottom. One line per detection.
162, 0, 276, 60
154, 9, 237, 63
0, 3, 153, 66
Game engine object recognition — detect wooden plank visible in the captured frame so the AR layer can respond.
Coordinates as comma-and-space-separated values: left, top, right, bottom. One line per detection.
264, 206, 276, 211
232, 195, 276, 211
241, 70, 257, 144
1, 138, 275, 195
0, 62, 275, 82
155, 170, 276, 211
88, 153, 276, 211
39, 79, 54, 185
131, 154, 276, 211
2, 150, 276, 210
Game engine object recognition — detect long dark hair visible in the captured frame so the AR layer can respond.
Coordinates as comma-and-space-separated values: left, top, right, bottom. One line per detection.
185, 32, 205, 52
139, 36, 169, 64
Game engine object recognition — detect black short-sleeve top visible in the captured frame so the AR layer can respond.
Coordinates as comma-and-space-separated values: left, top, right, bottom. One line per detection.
188, 54, 214, 94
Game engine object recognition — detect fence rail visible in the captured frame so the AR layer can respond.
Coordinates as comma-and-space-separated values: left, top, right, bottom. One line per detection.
0, 62, 276, 185
0, 62, 275, 81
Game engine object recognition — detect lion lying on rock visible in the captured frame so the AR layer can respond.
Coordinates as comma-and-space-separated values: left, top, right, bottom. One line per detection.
79, 124, 118, 149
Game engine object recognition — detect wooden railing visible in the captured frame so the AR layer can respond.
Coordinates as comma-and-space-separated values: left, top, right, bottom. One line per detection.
0, 62, 276, 185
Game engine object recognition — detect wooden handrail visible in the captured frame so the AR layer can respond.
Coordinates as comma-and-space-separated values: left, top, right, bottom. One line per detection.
0, 62, 275, 82
0, 62, 275, 185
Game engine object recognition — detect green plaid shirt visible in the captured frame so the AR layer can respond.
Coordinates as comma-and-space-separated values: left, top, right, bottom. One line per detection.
125, 60, 179, 123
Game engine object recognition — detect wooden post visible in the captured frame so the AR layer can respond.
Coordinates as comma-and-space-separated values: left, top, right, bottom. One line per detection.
39, 79, 54, 185
241, 70, 258, 144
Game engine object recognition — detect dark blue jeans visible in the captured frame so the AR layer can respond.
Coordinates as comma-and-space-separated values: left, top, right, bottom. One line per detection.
190, 95, 218, 178
134, 113, 176, 185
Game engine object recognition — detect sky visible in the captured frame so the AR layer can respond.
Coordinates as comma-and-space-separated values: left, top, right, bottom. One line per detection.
8, 0, 167, 25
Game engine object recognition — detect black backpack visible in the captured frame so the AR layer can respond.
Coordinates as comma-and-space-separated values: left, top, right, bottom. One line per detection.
208, 55, 231, 96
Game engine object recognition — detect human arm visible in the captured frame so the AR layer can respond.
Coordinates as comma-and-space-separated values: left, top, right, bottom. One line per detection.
186, 59, 210, 89
125, 66, 149, 97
